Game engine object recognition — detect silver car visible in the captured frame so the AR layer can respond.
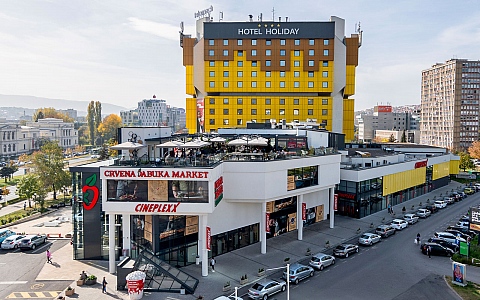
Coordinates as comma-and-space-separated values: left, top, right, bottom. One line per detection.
309, 253, 335, 270
248, 278, 286, 300
333, 244, 359, 258
358, 233, 381, 246
19, 234, 47, 250
1, 235, 25, 250
416, 209, 431, 218
282, 263, 314, 284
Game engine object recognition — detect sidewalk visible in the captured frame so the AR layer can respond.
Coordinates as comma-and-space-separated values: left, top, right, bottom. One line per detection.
2, 181, 474, 300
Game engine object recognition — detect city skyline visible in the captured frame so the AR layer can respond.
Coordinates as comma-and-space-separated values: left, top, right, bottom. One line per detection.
0, 1, 479, 111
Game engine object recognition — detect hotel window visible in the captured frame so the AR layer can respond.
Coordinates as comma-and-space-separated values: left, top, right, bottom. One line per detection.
237, 98, 243, 105
209, 71, 215, 77
209, 40, 214, 46
308, 82, 314, 88
294, 99, 299, 105
251, 81, 257, 88
266, 81, 271, 88
238, 61, 243, 67
323, 39, 329, 46
209, 81, 215, 87
266, 71, 271, 77
266, 50, 272, 56
223, 39, 228, 46
280, 109, 285, 115
209, 109, 215, 115
251, 50, 257, 57
237, 109, 243, 115
280, 71, 285, 77
293, 109, 299, 115
322, 82, 328, 88
280, 49, 286, 56
308, 60, 314, 67
266, 60, 271, 66
252, 61, 257, 66
223, 109, 229, 115
209, 50, 214, 56
223, 81, 229, 88
280, 60, 286, 67
294, 71, 300, 77
223, 50, 229, 56
251, 98, 257, 105
265, 99, 271, 105
223, 119, 229, 125
237, 119, 243, 125
309, 39, 315, 45
252, 71, 257, 77
308, 109, 313, 115
224, 61, 229, 67
266, 39, 272, 45
294, 39, 300, 46
323, 71, 328, 77
251, 39, 257, 46
323, 49, 329, 56
280, 39, 286, 45
308, 71, 314, 77
322, 99, 328, 105
237, 39, 243, 46
238, 71, 243, 77
308, 99, 314, 105
294, 61, 300, 67
280, 81, 285, 88
223, 71, 229, 77
294, 50, 300, 56
309, 50, 314, 56
210, 119, 215, 125
251, 109, 257, 115
209, 61, 215, 67
280, 98, 285, 105
323, 61, 328, 67
237, 81, 243, 88
294, 82, 300, 88
209, 98, 215, 104
223, 98, 229, 104
265, 109, 271, 115
238, 50, 243, 57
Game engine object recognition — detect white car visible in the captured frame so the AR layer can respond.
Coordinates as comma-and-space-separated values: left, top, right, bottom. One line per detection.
1, 235, 25, 249
456, 221, 469, 228
434, 200, 447, 209
390, 219, 408, 230
404, 214, 419, 224
358, 233, 381, 246
416, 209, 431, 218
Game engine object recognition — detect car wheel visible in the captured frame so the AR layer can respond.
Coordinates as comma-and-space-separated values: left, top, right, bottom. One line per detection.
281, 285, 286, 292
332, 259, 335, 265
345, 253, 349, 258
263, 294, 268, 300
31, 244, 36, 250
320, 265, 324, 271
295, 278, 299, 285
310, 271, 314, 277
14, 244, 18, 249
356, 248, 359, 253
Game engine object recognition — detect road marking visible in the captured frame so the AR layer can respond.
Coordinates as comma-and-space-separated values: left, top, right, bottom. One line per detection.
6, 291, 60, 298
0, 281, 28, 285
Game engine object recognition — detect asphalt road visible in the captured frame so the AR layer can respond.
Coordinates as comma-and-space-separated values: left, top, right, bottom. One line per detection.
239, 193, 480, 300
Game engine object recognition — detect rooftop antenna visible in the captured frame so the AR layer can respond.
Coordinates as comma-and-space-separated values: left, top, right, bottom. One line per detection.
260, 13, 263, 22
272, 7, 275, 21
219, 11, 223, 21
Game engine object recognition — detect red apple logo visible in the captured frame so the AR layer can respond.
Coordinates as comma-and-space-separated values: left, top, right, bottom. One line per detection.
82, 174, 99, 210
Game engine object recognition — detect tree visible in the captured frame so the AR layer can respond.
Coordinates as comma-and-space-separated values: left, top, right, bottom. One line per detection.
16, 173, 41, 208
459, 152, 474, 171
468, 141, 480, 159
34, 110, 45, 122
388, 134, 396, 142
32, 141, 69, 200
401, 130, 406, 143
95, 101, 102, 145
0, 165, 18, 182
87, 101, 95, 145
33, 108, 73, 122
98, 114, 122, 143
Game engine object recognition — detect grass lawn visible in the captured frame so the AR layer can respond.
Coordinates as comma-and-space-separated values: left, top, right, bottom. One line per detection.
0, 207, 37, 226
446, 276, 480, 300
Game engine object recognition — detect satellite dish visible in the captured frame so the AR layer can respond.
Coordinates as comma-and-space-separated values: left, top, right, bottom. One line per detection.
180, 21, 184, 33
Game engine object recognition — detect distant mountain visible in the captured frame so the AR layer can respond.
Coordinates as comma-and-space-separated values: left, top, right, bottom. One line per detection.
0, 94, 128, 116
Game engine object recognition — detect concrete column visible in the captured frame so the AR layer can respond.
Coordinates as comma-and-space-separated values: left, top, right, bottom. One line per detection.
122, 214, 131, 256
199, 214, 209, 277
261, 202, 267, 254
297, 194, 303, 240
108, 213, 116, 274
330, 188, 335, 229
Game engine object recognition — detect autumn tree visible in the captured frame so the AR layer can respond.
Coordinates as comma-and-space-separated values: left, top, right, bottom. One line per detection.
468, 141, 480, 159
33, 108, 73, 122
98, 114, 122, 143
459, 152, 474, 171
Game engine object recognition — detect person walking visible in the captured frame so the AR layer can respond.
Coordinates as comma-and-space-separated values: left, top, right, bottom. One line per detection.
416, 233, 421, 245
23, 202, 26, 210
210, 257, 216, 272
426, 245, 431, 258
46, 249, 52, 264
102, 276, 108, 293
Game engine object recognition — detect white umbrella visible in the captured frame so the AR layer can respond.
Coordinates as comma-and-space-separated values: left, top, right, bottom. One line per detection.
156, 141, 183, 148
110, 141, 146, 150
211, 137, 226, 142
248, 138, 268, 146
227, 138, 248, 146
179, 141, 205, 148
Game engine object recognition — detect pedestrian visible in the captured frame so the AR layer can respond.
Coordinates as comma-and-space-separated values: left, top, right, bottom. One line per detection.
416, 233, 421, 244
102, 276, 108, 293
427, 245, 431, 258
210, 257, 216, 272
46, 249, 52, 264
23, 202, 26, 210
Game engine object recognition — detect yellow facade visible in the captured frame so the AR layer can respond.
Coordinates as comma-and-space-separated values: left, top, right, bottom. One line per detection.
433, 161, 450, 180
185, 65, 194, 95
343, 98, 355, 142
449, 160, 460, 175
345, 65, 356, 96
186, 98, 197, 134
383, 168, 426, 196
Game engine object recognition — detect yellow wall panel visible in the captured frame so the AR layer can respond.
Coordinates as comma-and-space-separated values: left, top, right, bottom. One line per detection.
449, 160, 459, 175
433, 162, 450, 180
343, 98, 355, 142
186, 98, 197, 134
383, 168, 426, 196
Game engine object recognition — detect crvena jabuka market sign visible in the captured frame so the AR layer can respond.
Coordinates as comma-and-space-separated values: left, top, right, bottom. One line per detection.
103, 169, 209, 179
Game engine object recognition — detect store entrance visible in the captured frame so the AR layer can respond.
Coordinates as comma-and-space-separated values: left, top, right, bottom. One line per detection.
337, 199, 358, 218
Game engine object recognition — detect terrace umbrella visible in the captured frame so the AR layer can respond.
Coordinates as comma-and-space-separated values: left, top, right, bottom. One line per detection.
248, 138, 268, 146
227, 138, 248, 146
156, 141, 184, 148
210, 137, 226, 142
110, 142, 146, 160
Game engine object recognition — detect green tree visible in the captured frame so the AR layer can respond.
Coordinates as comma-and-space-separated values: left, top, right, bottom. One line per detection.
388, 134, 396, 142
16, 173, 41, 208
401, 130, 406, 143
87, 101, 95, 145
459, 152, 475, 171
0, 165, 18, 182
32, 141, 69, 200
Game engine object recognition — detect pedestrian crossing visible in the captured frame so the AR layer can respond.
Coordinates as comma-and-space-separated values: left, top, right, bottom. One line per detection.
6, 291, 61, 298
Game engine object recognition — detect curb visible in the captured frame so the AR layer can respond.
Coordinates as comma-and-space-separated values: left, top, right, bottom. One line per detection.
442, 275, 464, 300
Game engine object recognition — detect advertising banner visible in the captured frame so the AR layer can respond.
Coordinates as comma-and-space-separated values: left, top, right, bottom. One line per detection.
206, 226, 211, 251
470, 207, 480, 231
334, 194, 338, 211
459, 241, 469, 256
452, 262, 466, 286
302, 203, 306, 221
265, 213, 270, 233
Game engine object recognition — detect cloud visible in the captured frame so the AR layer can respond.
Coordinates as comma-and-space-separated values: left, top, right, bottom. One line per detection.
126, 17, 183, 41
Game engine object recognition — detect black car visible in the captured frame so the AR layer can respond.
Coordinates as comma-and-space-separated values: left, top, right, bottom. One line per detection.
427, 238, 459, 252
445, 229, 471, 241
425, 205, 438, 214
447, 226, 476, 238
420, 242, 454, 257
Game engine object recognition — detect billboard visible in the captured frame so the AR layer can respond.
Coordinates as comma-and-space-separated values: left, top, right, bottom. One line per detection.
470, 207, 480, 231
197, 98, 204, 133
452, 262, 466, 286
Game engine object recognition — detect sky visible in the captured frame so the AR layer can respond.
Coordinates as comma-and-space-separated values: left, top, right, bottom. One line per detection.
0, 0, 479, 111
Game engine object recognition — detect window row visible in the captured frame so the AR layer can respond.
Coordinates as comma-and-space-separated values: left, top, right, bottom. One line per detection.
208, 49, 329, 57
209, 61, 329, 68
209, 98, 329, 105
209, 39, 330, 46
209, 119, 329, 125
208, 109, 329, 116
209, 81, 329, 88
210, 71, 328, 78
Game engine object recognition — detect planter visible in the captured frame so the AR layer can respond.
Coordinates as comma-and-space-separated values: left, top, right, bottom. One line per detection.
257, 271, 265, 277
223, 285, 231, 292
85, 279, 97, 286
65, 288, 75, 296
240, 278, 248, 285
76, 279, 84, 286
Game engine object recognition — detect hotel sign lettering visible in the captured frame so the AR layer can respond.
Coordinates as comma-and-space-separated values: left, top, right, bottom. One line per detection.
238, 27, 299, 35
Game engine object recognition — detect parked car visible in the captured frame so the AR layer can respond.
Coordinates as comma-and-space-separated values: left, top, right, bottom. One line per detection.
434, 232, 466, 244
390, 219, 408, 230
18, 234, 47, 250
309, 253, 335, 270
248, 278, 285, 300
333, 244, 359, 258
404, 214, 419, 224
416, 209, 431, 218
460, 192, 467, 198
464, 188, 475, 195
425, 205, 438, 214
456, 221, 470, 229
459, 215, 470, 223
427, 238, 459, 252
375, 225, 396, 238
358, 233, 382, 246
420, 242, 454, 256
450, 192, 462, 201
1, 235, 25, 250
446, 226, 476, 238
216, 297, 243, 300
434, 200, 447, 209
443, 196, 455, 205
282, 263, 314, 284
0, 229, 16, 244
445, 229, 471, 242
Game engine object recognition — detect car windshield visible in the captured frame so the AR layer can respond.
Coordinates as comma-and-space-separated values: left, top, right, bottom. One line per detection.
251, 283, 264, 290
360, 235, 369, 239
311, 257, 320, 262
4, 239, 12, 242
336, 246, 346, 250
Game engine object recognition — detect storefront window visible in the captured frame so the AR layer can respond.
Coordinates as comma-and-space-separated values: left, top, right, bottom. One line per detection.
265, 196, 297, 238
211, 224, 259, 257
287, 166, 318, 191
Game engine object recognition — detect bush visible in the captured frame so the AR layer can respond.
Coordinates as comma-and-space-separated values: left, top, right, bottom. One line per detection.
87, 275, 97, 281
